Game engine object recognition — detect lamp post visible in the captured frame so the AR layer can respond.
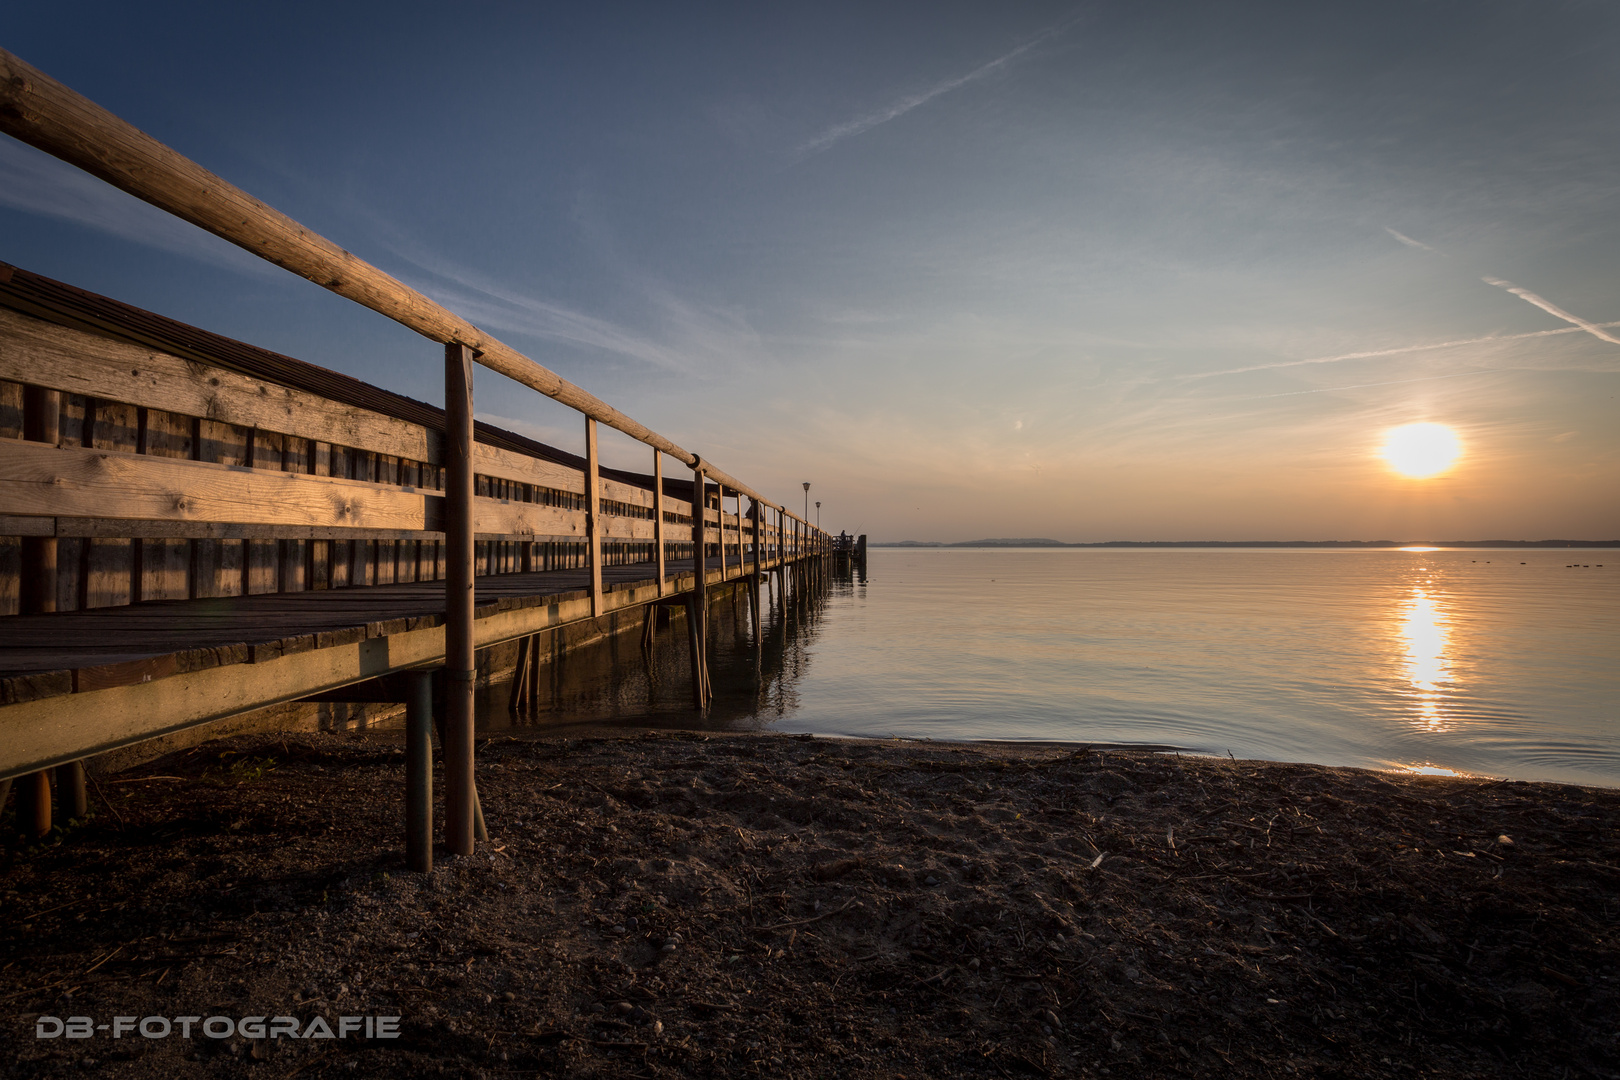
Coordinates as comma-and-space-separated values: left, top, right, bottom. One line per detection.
802, 482, 810, 521
816, 501, 821, 529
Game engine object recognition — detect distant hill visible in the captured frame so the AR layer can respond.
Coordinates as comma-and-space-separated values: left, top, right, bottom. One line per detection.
950, 538, 1069, 547
870, 539, 1620, 549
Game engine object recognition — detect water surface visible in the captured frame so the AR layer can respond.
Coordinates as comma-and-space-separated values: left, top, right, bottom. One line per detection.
485, 548, 1620, 787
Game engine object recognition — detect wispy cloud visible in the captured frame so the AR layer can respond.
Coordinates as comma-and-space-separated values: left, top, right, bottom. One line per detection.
1385, 227, 1443, 255
797, 12, 1083, 157
1180, 322, 1620, 381
1483, 277, 1620, 346
1242, 368, 1501, 399
386, 245, 764, 377
0, 138, 278, 279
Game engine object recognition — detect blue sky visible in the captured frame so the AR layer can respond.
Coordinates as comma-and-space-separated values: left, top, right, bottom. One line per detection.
3, 2, 1617, 540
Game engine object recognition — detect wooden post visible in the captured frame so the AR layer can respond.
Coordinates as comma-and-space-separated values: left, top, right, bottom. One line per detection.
18, 771, 52, 840
717, 483, 728, 581
405, 667, 433, 873
653, 450, 666, 596
508, 635, 531, 715
750, 570, 762, 646
20, 387, 59, 838
443, 343, 477, 856
689, 463, 710, 708
641, 603, 657, 650
585, 417, 604, 617
55, 761, 87, 820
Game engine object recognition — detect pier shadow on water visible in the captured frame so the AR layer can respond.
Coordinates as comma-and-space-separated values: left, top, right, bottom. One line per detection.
474, 561, 862, 736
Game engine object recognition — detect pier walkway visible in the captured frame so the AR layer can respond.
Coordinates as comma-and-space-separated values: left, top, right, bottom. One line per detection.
0, 48, 837, 866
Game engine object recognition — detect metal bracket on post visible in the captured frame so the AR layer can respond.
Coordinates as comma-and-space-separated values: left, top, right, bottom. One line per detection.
443, 342, 477, 856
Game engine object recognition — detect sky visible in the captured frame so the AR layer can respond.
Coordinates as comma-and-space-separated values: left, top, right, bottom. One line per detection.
2, 2, 1617, 541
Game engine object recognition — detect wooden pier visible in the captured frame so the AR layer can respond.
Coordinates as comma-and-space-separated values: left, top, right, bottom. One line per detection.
0, 49, 831, 868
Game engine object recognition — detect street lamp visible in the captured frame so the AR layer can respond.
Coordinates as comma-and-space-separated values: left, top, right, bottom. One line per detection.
815, 501, 821, 529
802, 482, 810, 521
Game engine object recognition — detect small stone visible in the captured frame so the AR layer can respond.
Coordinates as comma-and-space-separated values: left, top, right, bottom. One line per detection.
502, 991, 516, 1002
651, 1019, 664, 1037
612, 1001, 635, 1015
925, 875, 939, 886
1497, 835, 1514, 845
1039, 1008, 1063, 1031
626, 916, 639, 930
660, 943, 678, 954
968, 958, 981, 971
483, 994, 493, 1005
609, 924, 626, 936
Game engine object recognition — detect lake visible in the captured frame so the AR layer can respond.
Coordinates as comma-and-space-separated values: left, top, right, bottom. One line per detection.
483, 547, 1620, 788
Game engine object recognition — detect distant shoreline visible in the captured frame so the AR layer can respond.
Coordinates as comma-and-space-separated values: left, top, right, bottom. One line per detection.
872, 538, 1619, 549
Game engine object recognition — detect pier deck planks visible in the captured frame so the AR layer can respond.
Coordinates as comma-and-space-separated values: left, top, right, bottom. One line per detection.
0, 556, 768, 691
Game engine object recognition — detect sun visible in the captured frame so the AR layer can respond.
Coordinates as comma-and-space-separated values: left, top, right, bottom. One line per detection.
1381, 422, 1461, 479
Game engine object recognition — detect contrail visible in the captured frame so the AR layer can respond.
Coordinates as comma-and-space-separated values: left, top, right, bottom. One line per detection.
798, 13, 1083, 157
1483, 277, 1620, 346
1385, 227, 1443, 255
1180, 323, 1619, 381
1242, 368, 1500, 399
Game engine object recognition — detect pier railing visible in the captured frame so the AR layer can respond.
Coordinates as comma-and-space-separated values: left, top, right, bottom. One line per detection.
0, 48, 828, 855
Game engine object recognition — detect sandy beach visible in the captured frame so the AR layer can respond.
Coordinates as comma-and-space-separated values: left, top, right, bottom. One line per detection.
4, 729, 1617, 1079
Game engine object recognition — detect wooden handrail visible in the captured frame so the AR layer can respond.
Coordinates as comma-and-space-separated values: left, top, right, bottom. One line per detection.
0, 48, 820, 529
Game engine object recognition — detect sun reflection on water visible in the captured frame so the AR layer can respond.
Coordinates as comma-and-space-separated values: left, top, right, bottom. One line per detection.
1398, 587, 1453, 730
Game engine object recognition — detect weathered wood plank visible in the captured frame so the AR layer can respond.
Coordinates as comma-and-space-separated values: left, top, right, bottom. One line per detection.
0, 305, 430, 459
0, 307, 657, 504
0, 440, 431, 530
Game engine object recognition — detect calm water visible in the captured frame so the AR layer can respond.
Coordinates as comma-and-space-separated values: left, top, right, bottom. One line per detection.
483, 548, 1620, 788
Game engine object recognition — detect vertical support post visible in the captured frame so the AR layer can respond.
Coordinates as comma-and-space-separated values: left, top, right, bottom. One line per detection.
18, 771, 52, 840
21, 387, 59, 838
405, 668, 434, 873
748, 498, 758, 574
689, 463, 710, 708
585, 417, 604, 617
750, 567, 762, 645
653, 450, 666, 596
443, 343, 477, 857
717, 484, 728, 580
55, 761, 87, 821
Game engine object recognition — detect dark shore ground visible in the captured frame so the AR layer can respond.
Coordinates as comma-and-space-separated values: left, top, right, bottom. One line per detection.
3, 729, 1617, 1079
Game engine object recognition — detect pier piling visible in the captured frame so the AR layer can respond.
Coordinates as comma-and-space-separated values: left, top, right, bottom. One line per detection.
405, 668, 434, 873
443, 342, 477, 857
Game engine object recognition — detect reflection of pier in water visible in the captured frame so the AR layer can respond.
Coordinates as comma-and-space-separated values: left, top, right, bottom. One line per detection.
489, 554, 866, 733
